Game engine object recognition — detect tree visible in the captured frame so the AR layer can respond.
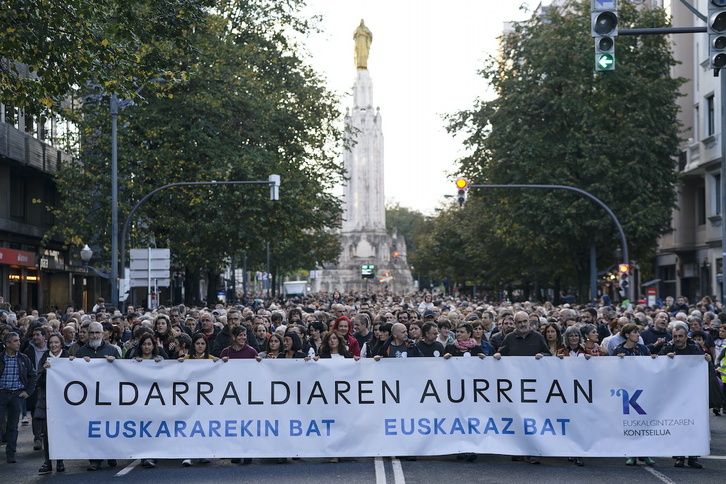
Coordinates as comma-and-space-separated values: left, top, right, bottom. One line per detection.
446, 1, 683, 301
0, 0, 213, 115
48, 1, 345, 303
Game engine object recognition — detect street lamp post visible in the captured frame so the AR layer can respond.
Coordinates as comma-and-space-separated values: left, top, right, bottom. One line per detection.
80, 244, 111, 312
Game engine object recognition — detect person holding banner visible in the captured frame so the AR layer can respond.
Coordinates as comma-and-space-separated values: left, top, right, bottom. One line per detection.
443, 323, 491, 358
493, 311, 548, 465
220, 325, 259, 361
179, 333, 218, 361
257, 333, 284, 359
659, 322, 709, 468
316, 331, 355, 359
374, 323, 423, 359
36, 332, 68, 474
279, 331, 307, 359
557, 326, 590, 358
134, 333, 164, 363
69, 322, 118, 471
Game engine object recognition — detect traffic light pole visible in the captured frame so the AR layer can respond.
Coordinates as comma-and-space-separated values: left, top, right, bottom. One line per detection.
466, 184, 630, 302
119, 178, 280, 301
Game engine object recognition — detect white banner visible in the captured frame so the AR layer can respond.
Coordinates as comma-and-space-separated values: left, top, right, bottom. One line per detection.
47, 356, 710, 459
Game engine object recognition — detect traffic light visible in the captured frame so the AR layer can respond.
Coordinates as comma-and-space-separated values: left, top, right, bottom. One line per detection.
455, 177, 468, 207
592, 0, 617, 71
618, 263, 629, 298
709, 1, 726, 69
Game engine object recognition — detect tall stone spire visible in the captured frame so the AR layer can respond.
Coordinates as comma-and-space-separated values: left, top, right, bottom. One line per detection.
342, 22, 385, 234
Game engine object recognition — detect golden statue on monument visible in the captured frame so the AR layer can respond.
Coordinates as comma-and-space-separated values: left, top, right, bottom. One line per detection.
354, 20, 372, 70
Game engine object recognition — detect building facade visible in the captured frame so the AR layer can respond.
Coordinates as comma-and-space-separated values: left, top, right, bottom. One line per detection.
0, 89, 91, 313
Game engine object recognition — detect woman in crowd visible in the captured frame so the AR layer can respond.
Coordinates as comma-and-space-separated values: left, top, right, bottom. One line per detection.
135, 333, 163, 363
443, 323, 489, 359
316, 331, 353, 359
179, 333, 217, 360
307, 321, 326, 356
36, 332, 68, 474
437, 318, 455, 347
615, 323, 656, 467
331, 316, 361, 357
580, 324, 608, 356
542, 322, 563, 356
258, 333, 284, 359
279, 331, 307, 359
443, 322, 486, 462
221, 325, 259, 360
557, 326, 589, 358
177, 333, 215, 466
153, 314, 175, 356
408, 321, 423, 343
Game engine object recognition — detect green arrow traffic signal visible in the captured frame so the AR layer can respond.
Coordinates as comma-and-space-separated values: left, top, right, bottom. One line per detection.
596, 53, 614, 70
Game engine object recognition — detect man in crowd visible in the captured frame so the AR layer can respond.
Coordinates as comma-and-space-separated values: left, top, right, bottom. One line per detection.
493, 311, 548, 464
0, 332, 37, 463
23, 326, 48, 451
353, 313, 373, 350
374, 323, 423, 359
640, 311, 672, 354
73, 321, 118, 470
659, 322, 710, 469
212, 309, 259, 356
416, 322, 445, 357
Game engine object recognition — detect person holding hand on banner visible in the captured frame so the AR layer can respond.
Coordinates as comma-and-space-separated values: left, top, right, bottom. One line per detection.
316, 331, 356, 359
443, 323, 490, 358
257, 333, 284, 359
278, 331, 307, 359
659, 322, 709, 469
220, 325, 258, 361
374, 323, 423, 359
557, 326, 590, 358
134, 333, 163, 363
613, 323, 657, 467
179, 333, 217, 361
493, 311, 548, 465
69, 322, 117, 471
36, 332, 68, 474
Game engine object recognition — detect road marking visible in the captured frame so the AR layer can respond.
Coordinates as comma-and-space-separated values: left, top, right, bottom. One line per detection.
374, 457, 386, 484
391, 458, 406, 484
702, 455, 726, 459
115, 459, 140, 477
643, 465, 678, 484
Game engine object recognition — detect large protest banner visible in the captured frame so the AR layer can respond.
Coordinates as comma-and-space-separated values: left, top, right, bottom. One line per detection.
47, 356, 709, 459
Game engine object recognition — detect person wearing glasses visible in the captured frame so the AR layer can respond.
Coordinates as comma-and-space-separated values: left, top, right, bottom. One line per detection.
69, 322, 117, 471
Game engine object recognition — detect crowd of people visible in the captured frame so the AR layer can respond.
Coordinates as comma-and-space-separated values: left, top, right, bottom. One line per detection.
0, 291, 723, 472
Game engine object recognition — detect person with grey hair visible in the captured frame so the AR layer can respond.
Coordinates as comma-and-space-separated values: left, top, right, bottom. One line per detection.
70, 321, 118, 471
0, 331, 37, 463
658, 321, 710, 469
557, 326, 589, 358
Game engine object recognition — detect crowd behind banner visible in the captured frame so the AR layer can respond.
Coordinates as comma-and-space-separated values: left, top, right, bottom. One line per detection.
0, 291, 724, 473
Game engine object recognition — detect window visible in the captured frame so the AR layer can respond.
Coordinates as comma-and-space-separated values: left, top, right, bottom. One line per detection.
10, 177, 27, 219
697, 182, 706, 226
712, 173, 722, 216
707, 94, 716, 137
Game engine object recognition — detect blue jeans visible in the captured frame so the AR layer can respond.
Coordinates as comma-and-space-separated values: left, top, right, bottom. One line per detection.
0, 390, 23, 456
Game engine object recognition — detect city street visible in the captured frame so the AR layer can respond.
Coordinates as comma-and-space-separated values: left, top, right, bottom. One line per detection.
3, 411, 726, 483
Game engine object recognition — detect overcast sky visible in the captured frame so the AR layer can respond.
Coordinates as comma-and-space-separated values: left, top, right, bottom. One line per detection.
300, 1, 539, 214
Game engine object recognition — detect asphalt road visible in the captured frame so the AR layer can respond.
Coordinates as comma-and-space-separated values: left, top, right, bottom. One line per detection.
3, 412, 726, 483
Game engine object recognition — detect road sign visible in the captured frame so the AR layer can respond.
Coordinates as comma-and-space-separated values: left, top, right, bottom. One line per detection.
129, 248, 170, 287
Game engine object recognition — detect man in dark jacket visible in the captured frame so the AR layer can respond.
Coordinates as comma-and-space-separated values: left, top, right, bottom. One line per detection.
0, 331, 37, 463
72, 322, 117, 470
640, 311, 672, 354
659, 322, 710, 469
374, 323, 423, 359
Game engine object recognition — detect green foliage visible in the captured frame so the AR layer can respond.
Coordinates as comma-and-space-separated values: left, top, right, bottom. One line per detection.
440, 1, 683, 299
0, 0, 213, 115
47, 1, 344, 296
